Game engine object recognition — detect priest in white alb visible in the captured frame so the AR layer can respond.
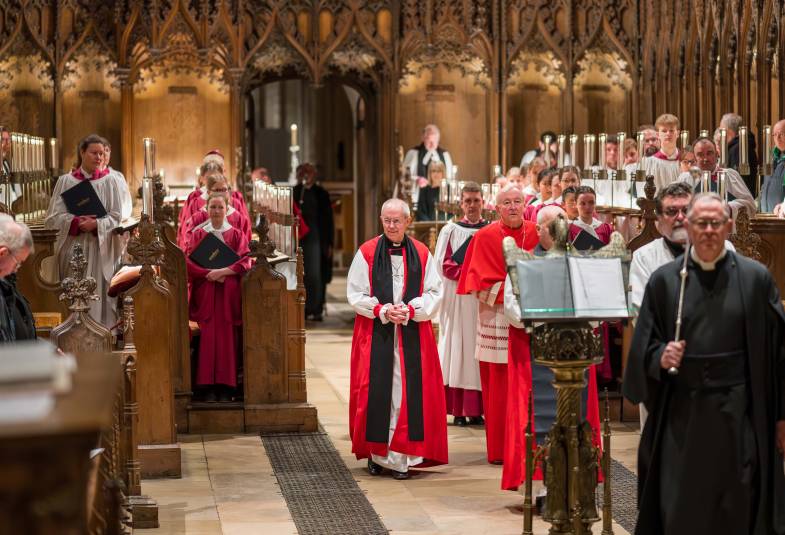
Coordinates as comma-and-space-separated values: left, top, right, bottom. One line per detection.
433, 181, 488, 426
45, 134, 129, 327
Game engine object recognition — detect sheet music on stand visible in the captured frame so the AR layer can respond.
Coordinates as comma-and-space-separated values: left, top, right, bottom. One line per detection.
515, 256, 629, 320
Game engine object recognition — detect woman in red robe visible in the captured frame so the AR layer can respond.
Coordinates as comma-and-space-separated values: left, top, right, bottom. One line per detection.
177, 160, 222, 247
185, 192, 251, 402
184, 174, 252, 241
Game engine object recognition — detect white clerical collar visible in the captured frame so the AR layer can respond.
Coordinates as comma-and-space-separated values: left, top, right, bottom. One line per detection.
195, 218, 232, 234
690, 245, 727, 271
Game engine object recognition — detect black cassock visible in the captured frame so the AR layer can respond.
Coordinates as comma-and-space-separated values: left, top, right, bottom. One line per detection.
623, 250, 785, 535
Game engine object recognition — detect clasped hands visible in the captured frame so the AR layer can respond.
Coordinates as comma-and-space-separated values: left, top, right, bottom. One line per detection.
206, 267, 234, 283
78, 215, 98, 232
384, 303, 411, 324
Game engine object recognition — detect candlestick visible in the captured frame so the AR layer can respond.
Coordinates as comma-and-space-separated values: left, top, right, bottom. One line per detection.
617, 132, 626, 172
763, 125, 772, 175
637, 131, 644, 161
24, 134, 30, 172
717, 170, 727, 201
290, 124, 298, 147
543, 134, 553, 155
569, 134, 578, 167
588, 134, 596, 167
680, 130, 689, 150
557, 135, 566, 168
598, 133, 607, 170
701, 170, 710, 193
582, 134, 591, 171
452, 164, 458, 179
719, 128, 728, 167
700, 129, 709, 138
142, 137, 154, 177
738, 126, 749, 175
142, 177, 154, 217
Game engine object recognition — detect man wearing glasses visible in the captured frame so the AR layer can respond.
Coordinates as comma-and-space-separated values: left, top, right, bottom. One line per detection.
763, 119, 785, 213
677, 136, 756, 218
0, 214, 35, 342
624, 192, 785, 535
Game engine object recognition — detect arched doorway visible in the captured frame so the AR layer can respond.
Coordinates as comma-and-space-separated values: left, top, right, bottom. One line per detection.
243, 76, 378, 269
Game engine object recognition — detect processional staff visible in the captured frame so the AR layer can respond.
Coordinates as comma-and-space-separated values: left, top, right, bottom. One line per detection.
668, 244, 690, 376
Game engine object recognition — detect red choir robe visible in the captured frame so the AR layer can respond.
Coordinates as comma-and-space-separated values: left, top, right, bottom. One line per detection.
185, 204, 252, 242
348, 235, 448, 467
178, 189, 248, 246
185, 222, 251, 387
457, 220, 538, 464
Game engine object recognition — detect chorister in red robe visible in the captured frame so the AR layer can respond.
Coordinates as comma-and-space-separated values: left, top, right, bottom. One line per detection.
185, 221, 251, 387
185, 204, 252, 242
457, 220, 538, 465
178, 190, 248, 247
347, 234, 448, 469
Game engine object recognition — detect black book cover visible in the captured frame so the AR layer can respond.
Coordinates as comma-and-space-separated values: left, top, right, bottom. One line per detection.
451, 236, 473, 265
61, 180, 107, 218
189, 232, 241, 269
571, 229, 606, 251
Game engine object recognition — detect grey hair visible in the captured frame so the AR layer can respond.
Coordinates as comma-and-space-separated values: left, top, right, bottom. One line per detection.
495, 184, 524, 205
536, 204, 566, 224
422, 124, 441, 137
719, 113, 743, 134
687, 192, 731, 219
0, 214, 33, 253
381, 198, 411, 218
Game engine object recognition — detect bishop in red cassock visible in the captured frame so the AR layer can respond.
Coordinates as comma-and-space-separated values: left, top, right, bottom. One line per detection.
457, 185, 538, 468
347, 198, 447, 480
185, 193, 251, 402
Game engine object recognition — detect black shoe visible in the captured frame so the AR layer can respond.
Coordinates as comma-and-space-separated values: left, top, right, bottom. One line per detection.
391, 469, 410, 480
535, 495, 545, 516
204, 390, 217, 403
367, 460, 383, 476
468, 416, 485, 426
453, 416, 468, 426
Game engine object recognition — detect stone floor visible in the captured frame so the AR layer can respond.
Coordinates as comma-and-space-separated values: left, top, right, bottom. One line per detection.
137, 278, 641, 535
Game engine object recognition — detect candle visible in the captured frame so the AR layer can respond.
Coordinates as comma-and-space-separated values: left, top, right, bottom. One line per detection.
680, 130, 689, 150
290, 124, 298, 146
23, 135, 30, 172
637, 131, 644, 161
142, 177, 154, 217
763, 125, 772, 166
142, 137, 154, 177
492, 164, 502, 178
588, 135, 596, 168
159, 168, 165, 182
700, 129, 709, 138
701, 170, 711, 193
557, 134, 566, 168
482, 183, 491, 206
617, 132, 626, 172
543, 134, 553, 156
583, 134, 591, 170
598, 133, 607, 169
452, 165, 458, 179
717, 169, 727, 200
739, 126, 748, 169
569, 134, 578, 166
719, 128, 727, 167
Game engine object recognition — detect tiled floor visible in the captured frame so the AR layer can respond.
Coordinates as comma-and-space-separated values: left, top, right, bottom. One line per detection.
137, 279, 640, 534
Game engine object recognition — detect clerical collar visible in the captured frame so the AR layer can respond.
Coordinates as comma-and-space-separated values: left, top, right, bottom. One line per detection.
663, 236, 685, 257
690, 245, 727, 271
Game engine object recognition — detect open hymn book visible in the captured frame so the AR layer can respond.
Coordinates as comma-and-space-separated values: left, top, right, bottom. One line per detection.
515, 256, 629, 320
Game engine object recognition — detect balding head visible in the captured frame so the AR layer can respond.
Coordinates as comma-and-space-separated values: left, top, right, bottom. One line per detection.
380, 198, 411, 243
536, 205, 566, 251
693, 138, 718, 171
495, 185, 525, 228
773, 119, 785, 151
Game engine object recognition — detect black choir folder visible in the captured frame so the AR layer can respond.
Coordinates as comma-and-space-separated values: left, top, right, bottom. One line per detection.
571, 229, 606, 251
515, 256, 628, 320
61, 180, 107, 218
189, 232, 241, 269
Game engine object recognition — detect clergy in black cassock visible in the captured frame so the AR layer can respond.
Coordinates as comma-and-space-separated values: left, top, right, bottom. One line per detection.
623, 192, 785, 535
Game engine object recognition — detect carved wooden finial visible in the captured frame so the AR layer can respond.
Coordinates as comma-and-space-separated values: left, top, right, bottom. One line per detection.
248, 213, 276, 260
127, 214, 165, 274
628, 175, 662, 252
152, 173, 174, 225
59, 243, 99, 312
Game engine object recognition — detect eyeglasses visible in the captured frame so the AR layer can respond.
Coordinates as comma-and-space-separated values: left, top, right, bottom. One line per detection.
498, 198, 524, 208
689, 218, 728, 230
382, 218, 404, 227
663, 207, 688, 217
773, 131, 785, 139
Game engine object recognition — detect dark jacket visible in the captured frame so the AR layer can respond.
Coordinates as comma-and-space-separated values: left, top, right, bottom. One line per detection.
728, 133, 759, 195
0, 274, 36, 342
293, 182, 335, 284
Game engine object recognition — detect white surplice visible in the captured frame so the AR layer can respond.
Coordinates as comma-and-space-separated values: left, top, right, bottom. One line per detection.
346, 244, 443, 472
639, 153, 681, 191
474, 283, 508, 364
45, 171, 130, 327
434, 222, 483, 391
571, 217, 605, 240
107, 167, 133, 221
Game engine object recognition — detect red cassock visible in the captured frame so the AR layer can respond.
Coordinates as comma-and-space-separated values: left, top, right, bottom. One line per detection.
457, 220, 538, 465
186, 206, 252, 242
349, 235, 448, 466
178, 190, 249, 247
185, 226, 251, 387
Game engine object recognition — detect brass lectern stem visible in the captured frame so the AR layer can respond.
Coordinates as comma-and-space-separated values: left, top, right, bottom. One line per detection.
602, 390, 614, 534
